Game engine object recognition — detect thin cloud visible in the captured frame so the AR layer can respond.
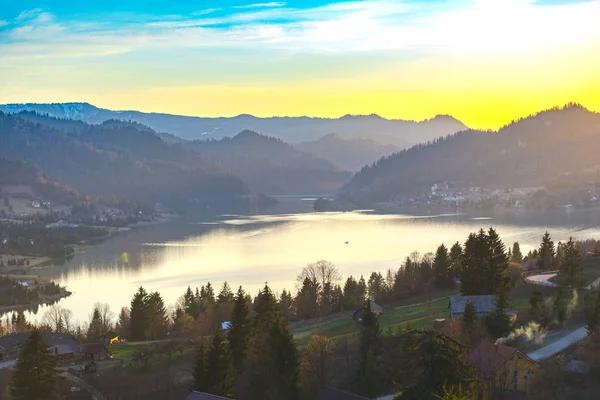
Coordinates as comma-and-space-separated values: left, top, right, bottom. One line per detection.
2, 0, 600, 62
234, 2, 287, 9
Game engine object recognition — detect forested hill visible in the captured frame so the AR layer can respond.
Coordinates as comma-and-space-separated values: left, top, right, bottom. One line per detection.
296, 133, 400, 171
0, 158, 82, 205
0, 112, 250, 211
188, 131, 353, 195
341, 104, 600, 203
0, 103, 468, 146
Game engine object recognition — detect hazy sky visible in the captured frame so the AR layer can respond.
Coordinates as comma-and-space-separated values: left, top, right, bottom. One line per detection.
1, 0, 599, 129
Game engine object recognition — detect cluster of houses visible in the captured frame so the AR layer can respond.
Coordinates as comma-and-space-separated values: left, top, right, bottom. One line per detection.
0, 330, 120, 364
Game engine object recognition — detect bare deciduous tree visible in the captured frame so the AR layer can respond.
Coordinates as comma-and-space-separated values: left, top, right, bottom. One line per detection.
41, 304, 74, 333
297, 260, 341, 291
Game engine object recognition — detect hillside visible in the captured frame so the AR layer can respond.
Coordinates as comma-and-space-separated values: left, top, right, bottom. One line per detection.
0, 158, 81, 205
296, 133, 400, 171
341, 104, 600, 203
188, 131, 353, 195
0, 112, 251, 212
0, 103, 468, 146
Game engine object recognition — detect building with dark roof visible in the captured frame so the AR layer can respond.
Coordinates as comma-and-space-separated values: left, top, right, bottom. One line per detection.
448, 295, 497, 319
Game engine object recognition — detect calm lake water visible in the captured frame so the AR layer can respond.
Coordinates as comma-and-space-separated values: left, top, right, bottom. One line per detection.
26, 206, 600, 323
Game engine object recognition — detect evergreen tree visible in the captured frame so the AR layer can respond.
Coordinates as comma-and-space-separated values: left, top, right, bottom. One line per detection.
147, 291, 169, 340
460, 233, 486, 295
511, 242, 523, 263
449, 242, 463, 279
296, 276, 319, 319
130, 286, 149, 341
204, 282, 216, 305
193, 339, 209, 392
343, 276, 363, 309
529, 288, 544, 322
433, 244, 453, 290
117, 307, 131, 338
87, 305, 104, 340
356, 300, 382, 397
485, 292, 511, 338
206, 329, 234, 396
279, 289, 294, 320
587, 288, 600, 335
486, 228, 509, 299
399, 330, 478, 400
367, 272, 385, 302
357, 276, 367, 303
558, 238, 584, 287
537, 232, 556, 270
243, 284, 300, 400
10, 330, 60, 400
462, 301, 477, 327
218, 282, 234, 304
184, 286, 201, 319
553, 285, 570, 326
228, 286, 250, 375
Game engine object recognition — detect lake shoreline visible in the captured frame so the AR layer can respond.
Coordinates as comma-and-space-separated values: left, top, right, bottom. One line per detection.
0, 274, 72, 313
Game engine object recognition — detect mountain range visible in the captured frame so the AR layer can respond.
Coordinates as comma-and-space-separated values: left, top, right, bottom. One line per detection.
341, 104, 600, 204
187, 131, 352, 195
0, 103, 468, 147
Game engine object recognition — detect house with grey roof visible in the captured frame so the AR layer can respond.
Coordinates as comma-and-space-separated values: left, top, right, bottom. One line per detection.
0, 331, 81, 360
448, 295, 497, 319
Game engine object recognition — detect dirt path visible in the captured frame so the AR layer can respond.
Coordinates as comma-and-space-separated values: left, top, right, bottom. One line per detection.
527, 326, 588, 361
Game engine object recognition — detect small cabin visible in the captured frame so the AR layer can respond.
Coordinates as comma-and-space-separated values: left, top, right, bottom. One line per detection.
352, 301, 383, 321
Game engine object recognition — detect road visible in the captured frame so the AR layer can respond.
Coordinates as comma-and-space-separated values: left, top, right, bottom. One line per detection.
0, 359, 16, 370
527, 326, 588, 361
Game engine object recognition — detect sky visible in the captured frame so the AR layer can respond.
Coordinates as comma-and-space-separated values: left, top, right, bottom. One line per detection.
0, 0, 599, 129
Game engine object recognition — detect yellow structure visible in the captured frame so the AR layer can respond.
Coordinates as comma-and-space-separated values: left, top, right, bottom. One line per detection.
468, 342, 539, 400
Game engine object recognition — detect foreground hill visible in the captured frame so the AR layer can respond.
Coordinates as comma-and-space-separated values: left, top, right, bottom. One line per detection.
188, 131, 353, 195
341, 104, 600, 203
0, 103, 468, 147
296, 133, 400, 171
0, 112, 251, 212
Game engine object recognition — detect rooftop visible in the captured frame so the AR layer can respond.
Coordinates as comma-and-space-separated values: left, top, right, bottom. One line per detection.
449, 295, 497, 314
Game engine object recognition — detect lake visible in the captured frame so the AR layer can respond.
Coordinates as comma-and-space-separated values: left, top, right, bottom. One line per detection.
26, 207, 600, 324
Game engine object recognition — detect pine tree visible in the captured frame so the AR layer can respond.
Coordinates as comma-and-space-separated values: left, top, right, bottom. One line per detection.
537, 232, 556, 270
87, 305, 104, 340
553, 285, 570, 326
218, 282, 234, 304
206, 329, 234, 396
434, 244, 453, 290
296, 276, 319, 319
356, 300, 382, 397
204, 282, 216, 305
184, 286, 201, 319
10, 330, 60, 400
462, 301, 477, 326
486, 228, 509, 299
399, 330, 478, 400
243, 284, 300, 400
449, 242, 463, 279
558, 238, 584, 287
460, 233, 486, 295
485, 292, 511, 338
147, 291, 169, 340
193, 339, 209, 392
130, 286, 149, 341
228, 286, 250, 375
511, 242, 523, 263
279, 289, 294, 320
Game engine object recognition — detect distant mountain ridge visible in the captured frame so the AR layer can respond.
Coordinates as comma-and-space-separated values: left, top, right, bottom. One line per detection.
187, 130, 352, 195
341, 104, 600, 203
0, 102, 468, 147
0, 112, 252, 212
296, 133, 400, 171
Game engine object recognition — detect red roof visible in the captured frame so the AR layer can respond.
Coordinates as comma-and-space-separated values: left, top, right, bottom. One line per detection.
467, 342, 519, 379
